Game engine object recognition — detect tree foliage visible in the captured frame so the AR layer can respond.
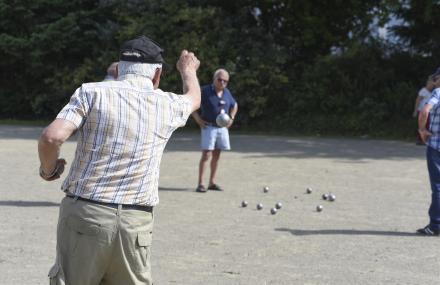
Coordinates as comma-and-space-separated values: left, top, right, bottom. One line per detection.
0, 0, 435, 137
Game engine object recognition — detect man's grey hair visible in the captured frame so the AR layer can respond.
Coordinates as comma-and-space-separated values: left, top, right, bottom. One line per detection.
213, 68, 229, 81
118, 61, 162, 79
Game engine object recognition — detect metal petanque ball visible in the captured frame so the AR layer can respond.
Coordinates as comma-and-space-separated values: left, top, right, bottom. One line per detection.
329, 194, 336, 202
322, 193, 329, 200
263, 186, 270, 193
270, 208, 277, 215
306, 187, 313, 194
241, 200, 248, 207
275, 202, 282, 209
216, 113, 231, 127
316, 205, 323, 212
257, 203, 263, 210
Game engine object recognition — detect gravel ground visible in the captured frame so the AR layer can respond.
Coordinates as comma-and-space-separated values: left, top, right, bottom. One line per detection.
0, 125, 438, 285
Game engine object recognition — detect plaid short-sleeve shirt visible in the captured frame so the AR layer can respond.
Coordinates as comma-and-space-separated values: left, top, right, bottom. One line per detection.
57, 74, 192, 206
427, 88, 440, 150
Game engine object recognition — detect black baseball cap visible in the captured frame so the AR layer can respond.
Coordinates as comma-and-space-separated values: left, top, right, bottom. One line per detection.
119, 35, 164, 64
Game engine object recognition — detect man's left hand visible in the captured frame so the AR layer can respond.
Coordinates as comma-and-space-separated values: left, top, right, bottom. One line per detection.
418, 129, 432, 143
39, 158, 67, 181
227, 118, 234, 128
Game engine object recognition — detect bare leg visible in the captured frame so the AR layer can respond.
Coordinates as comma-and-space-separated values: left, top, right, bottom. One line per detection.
209, 150, 221, 186
198, 150, 211, 186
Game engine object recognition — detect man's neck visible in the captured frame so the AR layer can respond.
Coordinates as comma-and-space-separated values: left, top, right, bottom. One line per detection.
215, 86, 224, 96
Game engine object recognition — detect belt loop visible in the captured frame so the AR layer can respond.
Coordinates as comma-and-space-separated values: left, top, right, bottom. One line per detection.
73, 196, 79, 202
117, 204, 122, 216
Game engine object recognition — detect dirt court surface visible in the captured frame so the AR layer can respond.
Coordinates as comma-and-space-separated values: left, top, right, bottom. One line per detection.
1, 125, 439, 285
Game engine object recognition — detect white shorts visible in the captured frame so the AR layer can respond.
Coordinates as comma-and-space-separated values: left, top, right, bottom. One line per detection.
201, 126, 231, 150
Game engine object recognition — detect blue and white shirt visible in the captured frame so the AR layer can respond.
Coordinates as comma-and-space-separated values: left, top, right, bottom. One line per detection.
427, 88, 440, 150
57, 72, 191, 206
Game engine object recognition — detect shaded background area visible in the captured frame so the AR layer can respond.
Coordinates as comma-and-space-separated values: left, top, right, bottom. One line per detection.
1, 1, 439, 138
0, 125, 425, 160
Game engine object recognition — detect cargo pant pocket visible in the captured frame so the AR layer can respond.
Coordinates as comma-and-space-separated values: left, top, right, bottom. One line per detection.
130, 231, 153, 273
48, 262, 65, 285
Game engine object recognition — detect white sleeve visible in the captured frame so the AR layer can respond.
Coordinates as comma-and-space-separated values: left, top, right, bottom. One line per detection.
56, 86, 89, 128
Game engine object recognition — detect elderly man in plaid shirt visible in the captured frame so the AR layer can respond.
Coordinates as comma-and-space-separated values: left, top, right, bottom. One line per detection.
418, 70, 440, 236
38, 36, 201, 284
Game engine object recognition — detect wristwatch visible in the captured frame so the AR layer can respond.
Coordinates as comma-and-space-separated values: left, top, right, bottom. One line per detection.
39, 163, 64, 180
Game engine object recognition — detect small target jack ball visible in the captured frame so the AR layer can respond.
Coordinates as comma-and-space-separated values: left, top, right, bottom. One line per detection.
322, 193, 329, 200
256, 203, 263, 210
306, 187, 313, 194
275, 202, 282, 209
316, 205, 323, 212
270, 208, 277, 215
241, 200, 248, 207
329, 194, 336, 202
263, 186, 270, 193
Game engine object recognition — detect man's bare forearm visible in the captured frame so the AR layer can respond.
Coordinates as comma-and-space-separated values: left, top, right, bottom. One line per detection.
230, 103, 238, 119
38, 136, 61, 174
414, 97, 421, 113
176, 50, 201, 112
191, 110, 202, 121
181, 71, 201, 112
38, 119, 76, 178
181, 71, 198, 92
419, 105, 432, 131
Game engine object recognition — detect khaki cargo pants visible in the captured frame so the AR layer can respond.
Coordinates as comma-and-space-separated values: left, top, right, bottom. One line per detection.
48, 197, 154, 285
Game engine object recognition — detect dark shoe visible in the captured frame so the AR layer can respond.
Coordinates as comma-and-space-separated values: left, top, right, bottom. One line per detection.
416, 225, 440, 236
207, 184, 223, 191
196, 185, 207, 193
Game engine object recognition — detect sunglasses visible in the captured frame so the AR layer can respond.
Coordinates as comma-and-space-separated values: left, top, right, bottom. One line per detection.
217, 78, 228, 84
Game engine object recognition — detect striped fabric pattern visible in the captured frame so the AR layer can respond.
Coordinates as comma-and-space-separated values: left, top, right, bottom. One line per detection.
428, 88, 440, 151
57, 74, 191, 206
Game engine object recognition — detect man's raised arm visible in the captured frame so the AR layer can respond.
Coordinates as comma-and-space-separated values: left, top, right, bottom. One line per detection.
176, 50, 201, 113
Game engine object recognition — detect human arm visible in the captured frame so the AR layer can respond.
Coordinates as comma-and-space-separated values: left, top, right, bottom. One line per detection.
413, 96, 423, 117
227, 103, 238, 128
418, 103, 433, 143
191, 111, 207, 128
176, 50, 201, 113
38, 119, 77, 181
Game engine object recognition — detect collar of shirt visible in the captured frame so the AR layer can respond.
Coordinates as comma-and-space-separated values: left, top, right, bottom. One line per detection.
117, 74, 154, 90
103, 75, 116, 81
210, 84, 230, 97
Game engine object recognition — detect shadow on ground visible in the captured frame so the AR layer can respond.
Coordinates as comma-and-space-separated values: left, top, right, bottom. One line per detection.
0, 126, 425, 161
166, 132, 425, 161
0, 200, 60, 207
159, 186, 192, 192
275, 228, 418, 237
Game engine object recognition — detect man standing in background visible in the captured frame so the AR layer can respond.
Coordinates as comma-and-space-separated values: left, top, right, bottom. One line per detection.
417, 70, 440, 236
192, 69, 238, 192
